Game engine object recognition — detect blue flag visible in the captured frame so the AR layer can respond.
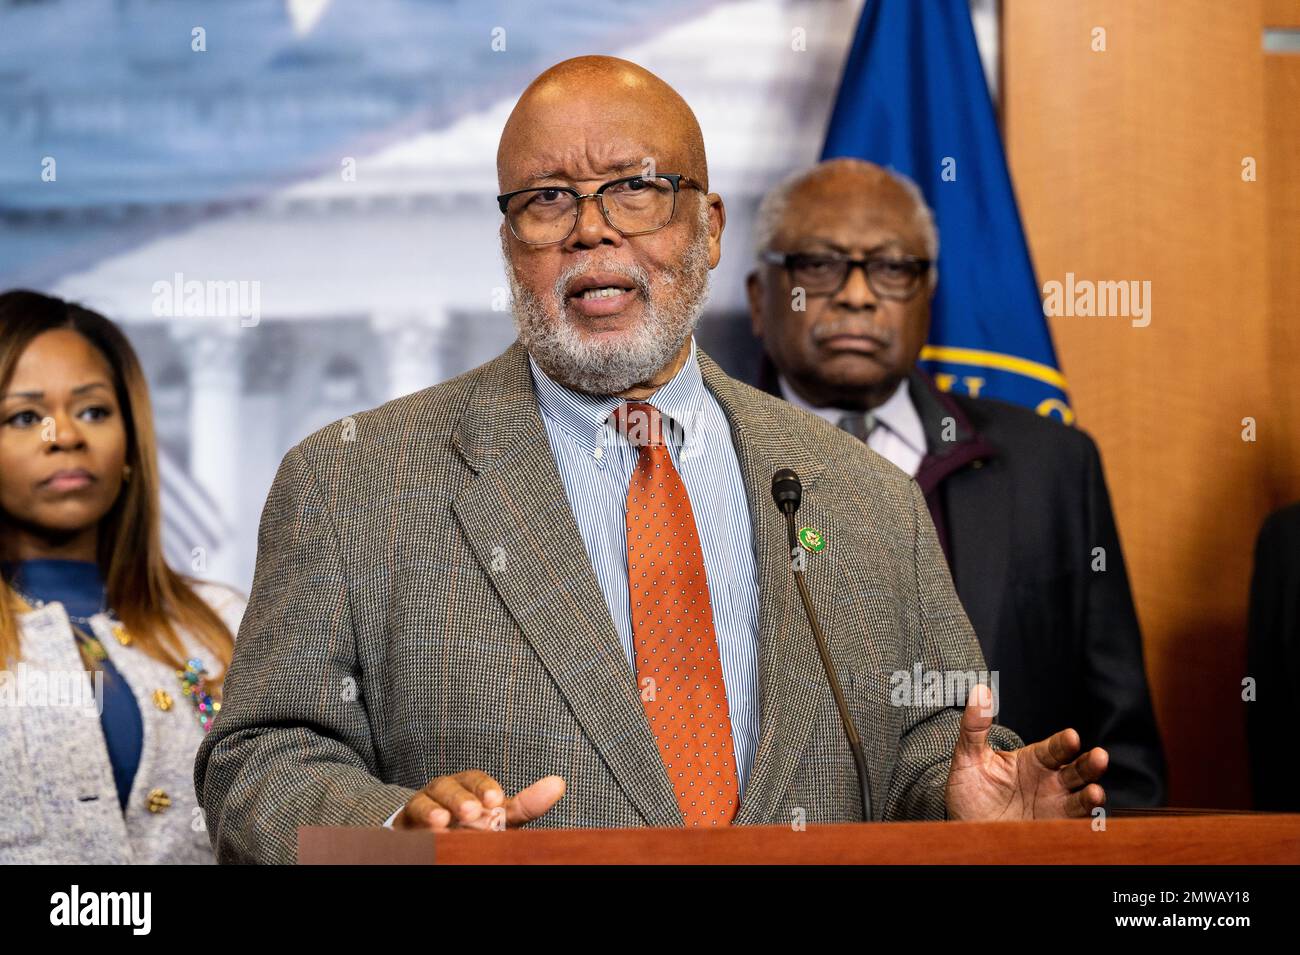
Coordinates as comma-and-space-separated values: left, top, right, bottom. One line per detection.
821, 0, 1070, 420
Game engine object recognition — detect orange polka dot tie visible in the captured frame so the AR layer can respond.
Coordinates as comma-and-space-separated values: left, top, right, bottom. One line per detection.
612, 401, 739, 826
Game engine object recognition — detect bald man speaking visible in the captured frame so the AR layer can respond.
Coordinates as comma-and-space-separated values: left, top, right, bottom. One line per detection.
196, 56, 1108, 863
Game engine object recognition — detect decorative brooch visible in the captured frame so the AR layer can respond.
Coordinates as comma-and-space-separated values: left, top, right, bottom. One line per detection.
177, 658, 221, 732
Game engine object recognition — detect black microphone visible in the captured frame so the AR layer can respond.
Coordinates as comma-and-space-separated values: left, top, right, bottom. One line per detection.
770, 468, 875, 822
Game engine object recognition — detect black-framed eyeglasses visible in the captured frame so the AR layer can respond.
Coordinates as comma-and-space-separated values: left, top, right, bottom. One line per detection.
760, 251, 933, 301
498, 173, 704, 245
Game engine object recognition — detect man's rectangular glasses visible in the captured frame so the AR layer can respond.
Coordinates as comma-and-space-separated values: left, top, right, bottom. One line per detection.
498, 173, 703, 245
760, 251, 933, 300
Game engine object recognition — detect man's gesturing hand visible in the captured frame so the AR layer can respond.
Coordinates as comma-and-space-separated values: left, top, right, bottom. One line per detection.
945, 685, 1108, 820
394, 770, 566, 831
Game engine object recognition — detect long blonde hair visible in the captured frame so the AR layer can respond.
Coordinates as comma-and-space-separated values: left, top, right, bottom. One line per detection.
0, 290, 235, 681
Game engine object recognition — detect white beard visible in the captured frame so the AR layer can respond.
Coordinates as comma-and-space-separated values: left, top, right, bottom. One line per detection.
502, 203, 712, 395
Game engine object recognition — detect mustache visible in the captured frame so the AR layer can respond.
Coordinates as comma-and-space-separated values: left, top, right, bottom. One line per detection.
552, 258, 652, 305
811, 316, 895, 346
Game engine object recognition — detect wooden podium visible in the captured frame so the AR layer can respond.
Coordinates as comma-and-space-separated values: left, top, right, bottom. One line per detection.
298, 811, 1300, 864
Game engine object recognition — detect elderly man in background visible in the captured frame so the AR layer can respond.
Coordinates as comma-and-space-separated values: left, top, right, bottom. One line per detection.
197, 58, 1109, 863
746, 158, 1164, 808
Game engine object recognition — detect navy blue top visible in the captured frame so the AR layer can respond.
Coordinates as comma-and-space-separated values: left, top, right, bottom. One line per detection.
5, 558, 143, 812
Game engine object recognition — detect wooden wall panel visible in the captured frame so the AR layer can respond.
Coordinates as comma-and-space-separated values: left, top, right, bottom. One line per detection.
1002, 0, 1297, 807
1265, 41, 1300, 498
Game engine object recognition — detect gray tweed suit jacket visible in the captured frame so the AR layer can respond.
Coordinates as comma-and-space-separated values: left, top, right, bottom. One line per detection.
195, 341, 1022, 863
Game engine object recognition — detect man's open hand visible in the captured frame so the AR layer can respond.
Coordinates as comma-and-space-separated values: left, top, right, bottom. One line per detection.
394, 770, 566, 830
945, 685, 1108, 820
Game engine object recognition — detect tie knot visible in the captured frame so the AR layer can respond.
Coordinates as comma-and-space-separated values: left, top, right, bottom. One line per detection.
836, 410, 877, 443
611, 401, 667, 448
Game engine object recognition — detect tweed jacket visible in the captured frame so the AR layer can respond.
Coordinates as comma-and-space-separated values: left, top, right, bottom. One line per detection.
0, 580, 245, 864
196, 342, 1022, 864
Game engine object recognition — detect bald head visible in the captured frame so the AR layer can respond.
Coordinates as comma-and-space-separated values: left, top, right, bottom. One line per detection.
496, 55, 708, 193
494, 56, 725, 399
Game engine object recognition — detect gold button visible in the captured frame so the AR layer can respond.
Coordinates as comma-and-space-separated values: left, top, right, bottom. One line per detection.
153, 689, 173, 711
112, 624, 132, 646
146, 788, 171, 814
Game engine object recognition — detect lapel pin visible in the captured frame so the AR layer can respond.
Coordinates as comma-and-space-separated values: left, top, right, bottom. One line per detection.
797, 526, 826, 553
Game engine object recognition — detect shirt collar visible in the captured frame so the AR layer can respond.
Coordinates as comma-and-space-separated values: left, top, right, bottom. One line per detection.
776, 373, 927, 457
528, 336, 705, 453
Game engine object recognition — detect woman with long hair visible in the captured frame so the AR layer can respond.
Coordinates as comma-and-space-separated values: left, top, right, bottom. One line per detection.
0, 290, 241, 863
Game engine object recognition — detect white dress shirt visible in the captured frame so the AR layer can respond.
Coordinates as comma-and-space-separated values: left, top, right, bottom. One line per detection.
777, 374, 928, 478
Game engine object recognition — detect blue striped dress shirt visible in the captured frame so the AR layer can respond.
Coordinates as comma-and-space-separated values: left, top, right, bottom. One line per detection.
528, 337, 762, 796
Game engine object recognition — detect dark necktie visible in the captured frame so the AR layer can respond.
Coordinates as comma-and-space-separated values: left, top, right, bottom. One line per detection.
836, 410, 878, 443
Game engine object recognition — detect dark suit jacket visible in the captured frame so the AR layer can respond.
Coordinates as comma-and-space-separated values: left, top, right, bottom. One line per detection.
1247, 502, 1300, 811
755, 358, 1166, 807
196, 343, 1021, 863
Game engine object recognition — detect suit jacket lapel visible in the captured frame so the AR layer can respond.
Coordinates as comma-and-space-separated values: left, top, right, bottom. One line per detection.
698, 352, 881, 822
449, 343, 682, 826
910, 372, 1009, 663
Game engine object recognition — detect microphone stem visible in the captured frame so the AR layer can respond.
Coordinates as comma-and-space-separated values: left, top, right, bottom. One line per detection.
785, 510, 874, 821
